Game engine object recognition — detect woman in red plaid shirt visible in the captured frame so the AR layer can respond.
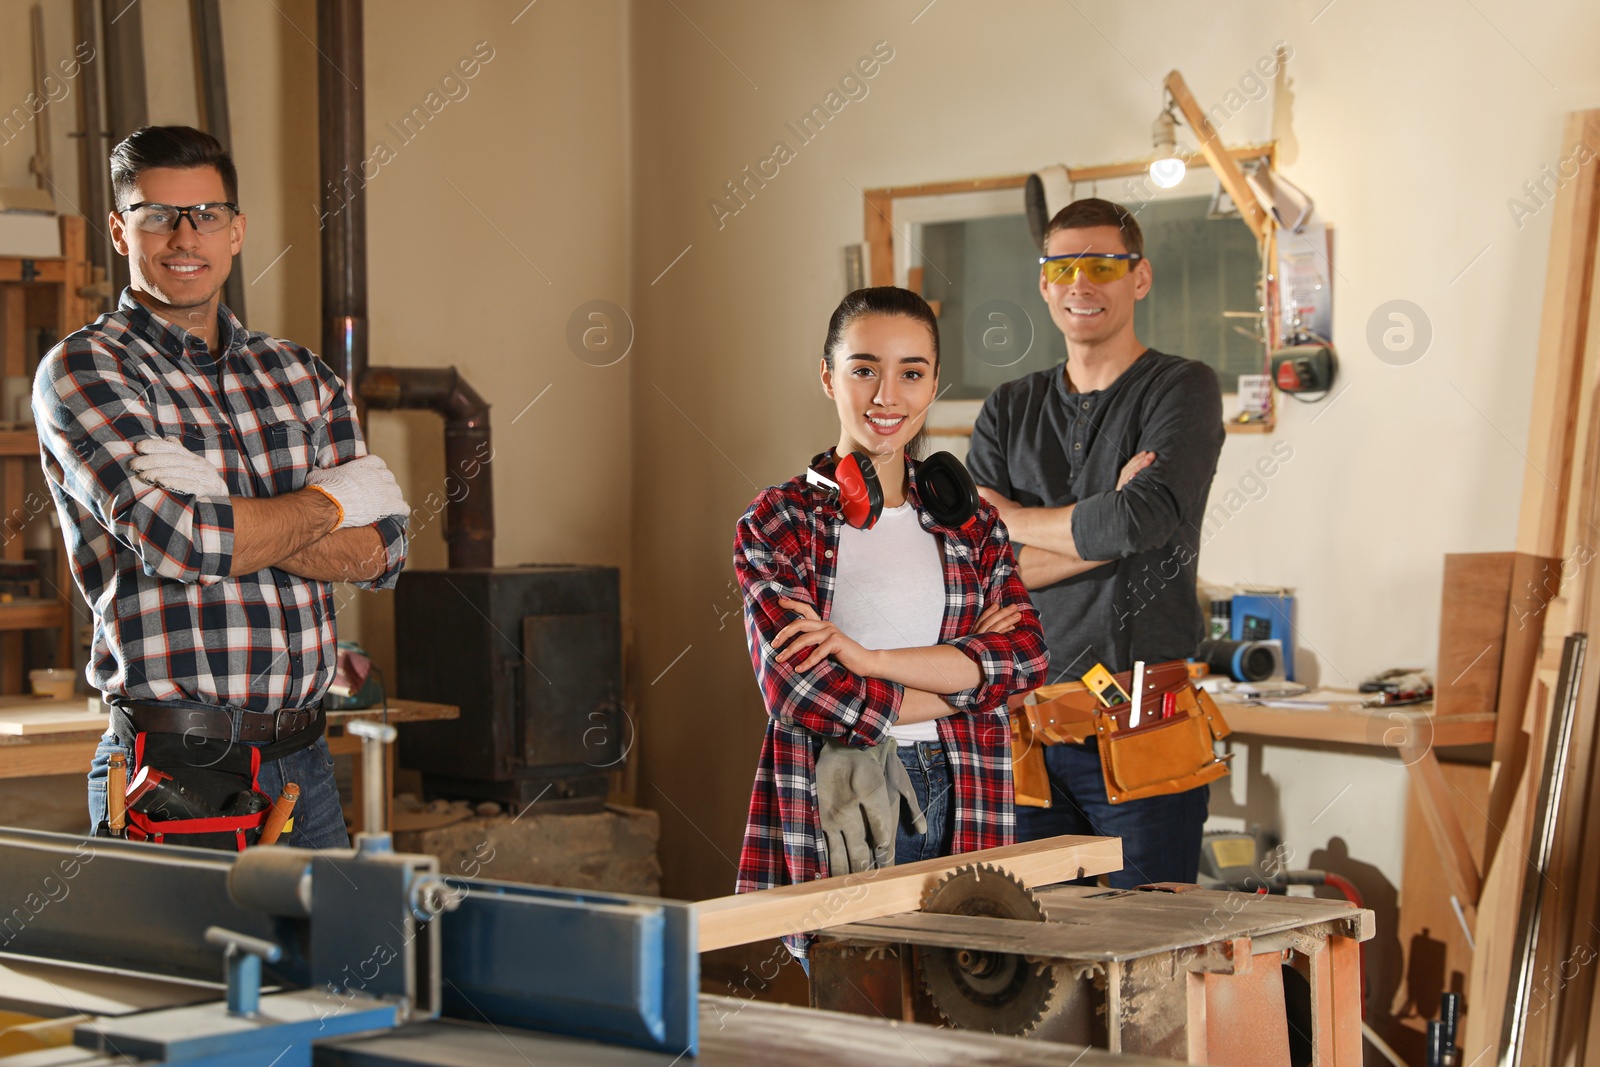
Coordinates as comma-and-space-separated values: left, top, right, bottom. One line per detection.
733, 287, 1049, 959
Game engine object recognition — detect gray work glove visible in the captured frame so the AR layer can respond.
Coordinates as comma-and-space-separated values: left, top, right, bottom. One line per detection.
815, 736, 926, 876
129, 437, 229, 498
305, 454, 408, 528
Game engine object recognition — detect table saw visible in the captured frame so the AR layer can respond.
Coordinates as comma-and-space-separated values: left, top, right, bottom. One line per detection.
0, 830, 1371, 1066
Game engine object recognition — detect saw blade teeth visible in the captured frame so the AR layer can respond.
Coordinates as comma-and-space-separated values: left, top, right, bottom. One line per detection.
921, 861, 1046, 922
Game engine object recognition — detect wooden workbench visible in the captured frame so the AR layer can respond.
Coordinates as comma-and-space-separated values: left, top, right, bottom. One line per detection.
1217, 687, 1493, 981
1217, 689, 1495, 749
0, 697, 458, 833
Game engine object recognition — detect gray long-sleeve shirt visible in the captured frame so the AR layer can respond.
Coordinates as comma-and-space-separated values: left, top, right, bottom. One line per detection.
965, 350, 1224, 682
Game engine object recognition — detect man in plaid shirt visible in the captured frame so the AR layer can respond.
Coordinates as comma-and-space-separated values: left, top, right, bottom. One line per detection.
33, 127, 407, 848
733, 449, 1048, 957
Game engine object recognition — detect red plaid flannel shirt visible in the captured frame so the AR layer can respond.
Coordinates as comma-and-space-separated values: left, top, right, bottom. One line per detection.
733, 451, 1048, 952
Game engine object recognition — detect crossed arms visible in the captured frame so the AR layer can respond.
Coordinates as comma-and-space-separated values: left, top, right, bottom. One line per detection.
734, 498, 1049, 744
36, 341, 407, 587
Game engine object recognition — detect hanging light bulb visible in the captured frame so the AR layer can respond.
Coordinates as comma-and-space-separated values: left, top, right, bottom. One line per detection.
1149, 103, 1186, 189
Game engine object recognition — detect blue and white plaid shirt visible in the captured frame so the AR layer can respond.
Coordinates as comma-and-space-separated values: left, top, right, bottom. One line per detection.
33, 289, 407, 713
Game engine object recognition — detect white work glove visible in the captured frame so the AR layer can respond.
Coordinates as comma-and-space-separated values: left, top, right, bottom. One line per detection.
306, 454, 408, 528
128, 437, 229, 498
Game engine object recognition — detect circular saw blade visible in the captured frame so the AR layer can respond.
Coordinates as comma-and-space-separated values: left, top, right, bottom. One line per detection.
918, 863, 1059, 1035
921, 862, 1046, 920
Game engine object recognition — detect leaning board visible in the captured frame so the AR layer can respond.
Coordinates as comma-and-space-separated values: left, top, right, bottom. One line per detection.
695, 834, 1122, 953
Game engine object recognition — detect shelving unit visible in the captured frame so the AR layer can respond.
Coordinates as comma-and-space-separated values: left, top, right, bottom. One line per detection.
0, 215, 95, 694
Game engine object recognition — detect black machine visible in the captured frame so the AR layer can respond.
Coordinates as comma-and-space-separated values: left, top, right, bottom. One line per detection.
396, 566, 624, 812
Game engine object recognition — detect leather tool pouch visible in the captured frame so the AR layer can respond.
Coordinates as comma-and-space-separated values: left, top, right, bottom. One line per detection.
1009, 660, 1232, 807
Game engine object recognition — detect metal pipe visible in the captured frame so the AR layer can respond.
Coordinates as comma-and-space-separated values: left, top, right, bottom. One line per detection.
360, 366, 495, 569
1498, 632, 1588, 1067
317, 0, 495, 569
192, 0, 246, 322
72, 0, 110, 302
348, 719, 396, 836
317, 0, 366, 394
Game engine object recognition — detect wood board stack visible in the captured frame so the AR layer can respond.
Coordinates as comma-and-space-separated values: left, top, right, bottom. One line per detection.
1446, 108, 1600, 1067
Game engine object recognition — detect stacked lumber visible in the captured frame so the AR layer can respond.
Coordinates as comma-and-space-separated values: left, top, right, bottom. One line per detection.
1458, 108, 1600, 1067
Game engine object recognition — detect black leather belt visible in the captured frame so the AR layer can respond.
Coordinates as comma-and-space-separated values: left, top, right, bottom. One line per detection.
117, 701, 321, 745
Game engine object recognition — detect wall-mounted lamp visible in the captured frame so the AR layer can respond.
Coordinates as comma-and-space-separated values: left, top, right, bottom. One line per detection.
1149, 98, 1186, 189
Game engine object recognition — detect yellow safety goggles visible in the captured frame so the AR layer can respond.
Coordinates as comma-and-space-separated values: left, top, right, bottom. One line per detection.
1039, 252, 1142, 285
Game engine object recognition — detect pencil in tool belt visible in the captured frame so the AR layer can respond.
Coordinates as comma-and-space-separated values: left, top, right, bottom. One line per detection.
258, 783, 300, 846
1130, 661, 1146, 726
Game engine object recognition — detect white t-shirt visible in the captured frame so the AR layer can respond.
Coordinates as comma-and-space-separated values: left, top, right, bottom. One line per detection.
829, 501, 946, 744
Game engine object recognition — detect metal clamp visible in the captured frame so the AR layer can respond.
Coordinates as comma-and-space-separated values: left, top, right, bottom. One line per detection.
204, 925, 282, 1017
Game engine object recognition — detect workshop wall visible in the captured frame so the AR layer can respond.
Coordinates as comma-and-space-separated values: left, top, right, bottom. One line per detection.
227, 0, 635, 663
625, 0, 1600, 913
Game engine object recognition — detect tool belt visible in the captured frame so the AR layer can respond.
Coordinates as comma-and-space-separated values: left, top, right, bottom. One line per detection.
1008, 660, 1232, 807
104, 702, 323, 851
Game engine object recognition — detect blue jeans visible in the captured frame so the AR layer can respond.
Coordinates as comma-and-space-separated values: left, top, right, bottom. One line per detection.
894, 740, 955, 865
88, 730, 349, 850
1015, 739, 1209, 887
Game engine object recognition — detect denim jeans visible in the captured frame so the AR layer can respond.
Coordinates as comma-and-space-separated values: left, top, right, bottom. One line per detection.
1015, 739, 1209, 887
893, 740, 955, 865
88, 730, 349, 850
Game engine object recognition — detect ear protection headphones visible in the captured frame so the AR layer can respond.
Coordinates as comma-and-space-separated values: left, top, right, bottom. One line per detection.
806, 450, 980, 530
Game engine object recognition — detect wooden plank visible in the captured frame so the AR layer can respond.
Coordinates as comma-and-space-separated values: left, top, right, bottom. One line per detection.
1326, 935, 1366, 1067
0, 601, 70, 631
864, 192, 893, 288
827, 895, 1364, 961
1496, 553, 1563, 759
696, 994, 1167, 1066
1221, 702, 1494, 748
1164, 71, 1269, 242
1436, 553, 1514, 716
1464, 679, 1547, 1065
1389, 759, 1489, 1059
1534, 348, 1600, 1067
1200, 961, 1292, 1067
1515, 110, 1600, 558
72, 0, 110, 292
1401, 747, 1481, 909
861, 144, 1274, 202
326, 698, 459, 726
0, 430, 41, 457
695, 835, 1122, 953
0, 260, 68, 285
57, 216, 93, 338
0, 702, 104, 736
0, 738, 96, 778
1, 283, 26, 697
1483, 111, 1600, 1067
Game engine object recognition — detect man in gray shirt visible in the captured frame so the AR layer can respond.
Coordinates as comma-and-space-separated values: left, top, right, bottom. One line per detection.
965, 197, 1224, 886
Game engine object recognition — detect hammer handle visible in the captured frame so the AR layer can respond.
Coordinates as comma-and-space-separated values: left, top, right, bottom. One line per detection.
257, 783, 300, 846
107, 753, 126, 835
